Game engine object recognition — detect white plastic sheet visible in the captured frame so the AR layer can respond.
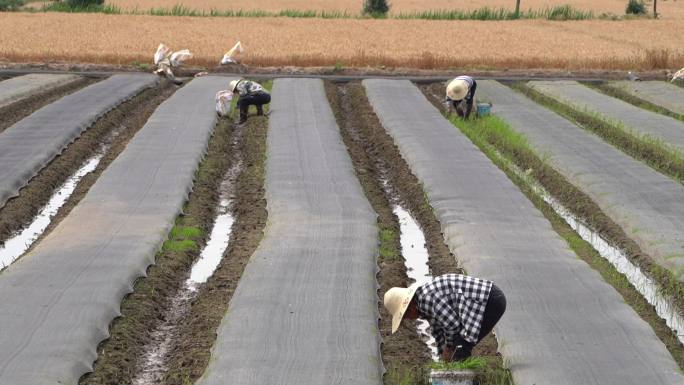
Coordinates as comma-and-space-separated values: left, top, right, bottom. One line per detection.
215, 90, 233, 117
221, 41, 244, 65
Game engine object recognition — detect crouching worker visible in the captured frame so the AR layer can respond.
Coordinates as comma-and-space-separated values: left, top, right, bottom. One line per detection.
384, 273, 506, 362
446, 76, 477, 119
229, 78, 271, 124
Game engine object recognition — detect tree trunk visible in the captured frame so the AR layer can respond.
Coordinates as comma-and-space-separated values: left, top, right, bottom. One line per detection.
654, 0, 658, 18
515, 0, 521, 17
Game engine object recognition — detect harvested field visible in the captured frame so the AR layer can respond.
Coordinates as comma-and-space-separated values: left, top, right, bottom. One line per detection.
1, 13, 684, 70
107, 0, 684, 19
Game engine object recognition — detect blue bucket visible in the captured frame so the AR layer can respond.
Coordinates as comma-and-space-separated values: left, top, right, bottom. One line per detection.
477, 102, 492, 117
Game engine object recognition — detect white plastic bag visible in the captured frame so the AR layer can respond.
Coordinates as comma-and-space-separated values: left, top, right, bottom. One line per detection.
215, 90, 234, 117
170, 49, 193, 67
221, 41, 244, 65
154, 43, 171, 65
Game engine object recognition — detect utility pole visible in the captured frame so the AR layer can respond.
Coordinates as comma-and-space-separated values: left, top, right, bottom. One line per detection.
515, 0, 521, 17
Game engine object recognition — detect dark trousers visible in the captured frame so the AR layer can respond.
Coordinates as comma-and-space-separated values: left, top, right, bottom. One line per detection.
451, 283, 506, 360
237, 91, 271, 122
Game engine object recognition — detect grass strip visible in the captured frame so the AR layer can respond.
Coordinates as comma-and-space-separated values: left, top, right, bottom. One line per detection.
512, 82, 684, 185
586, 82, 684, 123
396, 5, 593, 20
34, 2, 596, 20
435, 108, 684, 369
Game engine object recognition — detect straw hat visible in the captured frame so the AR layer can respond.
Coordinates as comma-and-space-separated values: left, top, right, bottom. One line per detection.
229, 79, 243, 92
446, 79, 469, 101
384, 282, 421, 334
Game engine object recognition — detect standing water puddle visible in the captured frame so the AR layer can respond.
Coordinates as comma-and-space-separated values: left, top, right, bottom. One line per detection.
132, 157, 241, 385
511, 164, 684, 344
0, 154, 102, 270
394, 205, 439, 360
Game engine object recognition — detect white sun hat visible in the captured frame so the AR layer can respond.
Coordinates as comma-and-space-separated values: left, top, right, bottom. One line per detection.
229, 79, 243, 92
446, 78, 469, 101
384, 282, 422, 334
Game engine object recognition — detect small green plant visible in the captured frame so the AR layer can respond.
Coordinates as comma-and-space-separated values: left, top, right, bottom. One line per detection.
429, 357, 488, 371
0, 0, 24, 11
626, 0, 646, 15
162, 239, 197, 252
170, 225, 203, 239
333, 61, 345, 73
363, 0, 389, 17
379, 227, 398, 259
385, 365, 429, 385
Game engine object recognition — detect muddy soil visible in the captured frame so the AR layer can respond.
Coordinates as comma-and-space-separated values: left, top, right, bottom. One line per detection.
325, 82, 500, 381
0, 76, 98, 133
159, 114, 268, 385
0, 81, 173, 250
80, 107, 242, 385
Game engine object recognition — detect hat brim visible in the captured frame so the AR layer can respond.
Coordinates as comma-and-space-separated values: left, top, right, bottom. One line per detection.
391, 282, 421, 334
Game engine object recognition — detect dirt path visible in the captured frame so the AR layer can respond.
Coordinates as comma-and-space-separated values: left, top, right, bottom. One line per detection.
0, 81, 174, 250
325, 81, 500, 383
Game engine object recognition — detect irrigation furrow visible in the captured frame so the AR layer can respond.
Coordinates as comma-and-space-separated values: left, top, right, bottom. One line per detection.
598, 81, 684, 119
196, 78, 381, 385
0, 76, 225, 385
528, 80, 684, 155
420, 81, 684, 369
129, 121, 243, 385
479, 80, 684, 289
0, 82, 177, 262
0, 74, 158, 210
325, 82, 506, 384
0, 74, 96, 133
364, 79, 684, 385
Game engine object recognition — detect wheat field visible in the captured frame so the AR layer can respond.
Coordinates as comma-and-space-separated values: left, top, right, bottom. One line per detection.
1, 13, 682, 70
106, 0, 684, 19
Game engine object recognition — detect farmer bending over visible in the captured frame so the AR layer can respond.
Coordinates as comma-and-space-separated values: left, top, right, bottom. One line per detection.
384, 273, 506, 362
446, 76, 477, 119
229, 78, 271, 124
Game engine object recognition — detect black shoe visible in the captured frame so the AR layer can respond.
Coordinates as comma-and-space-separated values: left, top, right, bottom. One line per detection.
451, 344, 473, 361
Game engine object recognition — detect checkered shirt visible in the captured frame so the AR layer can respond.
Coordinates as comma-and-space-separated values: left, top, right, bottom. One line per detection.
415, 274, 492, 352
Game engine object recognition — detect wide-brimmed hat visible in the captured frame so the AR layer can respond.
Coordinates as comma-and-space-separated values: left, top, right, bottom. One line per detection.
446, 79, 469, 101
229, 79, 243, 92
384, 282, 421, 334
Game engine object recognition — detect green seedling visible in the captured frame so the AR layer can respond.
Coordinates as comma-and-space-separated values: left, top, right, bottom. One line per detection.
162, 239, 197, 252
170, 225, 203, 239
428, 357, 488, 371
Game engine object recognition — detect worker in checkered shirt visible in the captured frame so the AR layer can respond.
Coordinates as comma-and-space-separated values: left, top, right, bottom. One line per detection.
384, 274, 506, 361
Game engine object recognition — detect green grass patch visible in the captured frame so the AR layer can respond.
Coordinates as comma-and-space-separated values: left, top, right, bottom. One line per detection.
587, 82, 684, 123
442, 113, 684, 370
162, 239, 198, 252
512, 82, 684, 185
429, 357, 488, 371
170, 225, 203, 239
379, 226, 398, 260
